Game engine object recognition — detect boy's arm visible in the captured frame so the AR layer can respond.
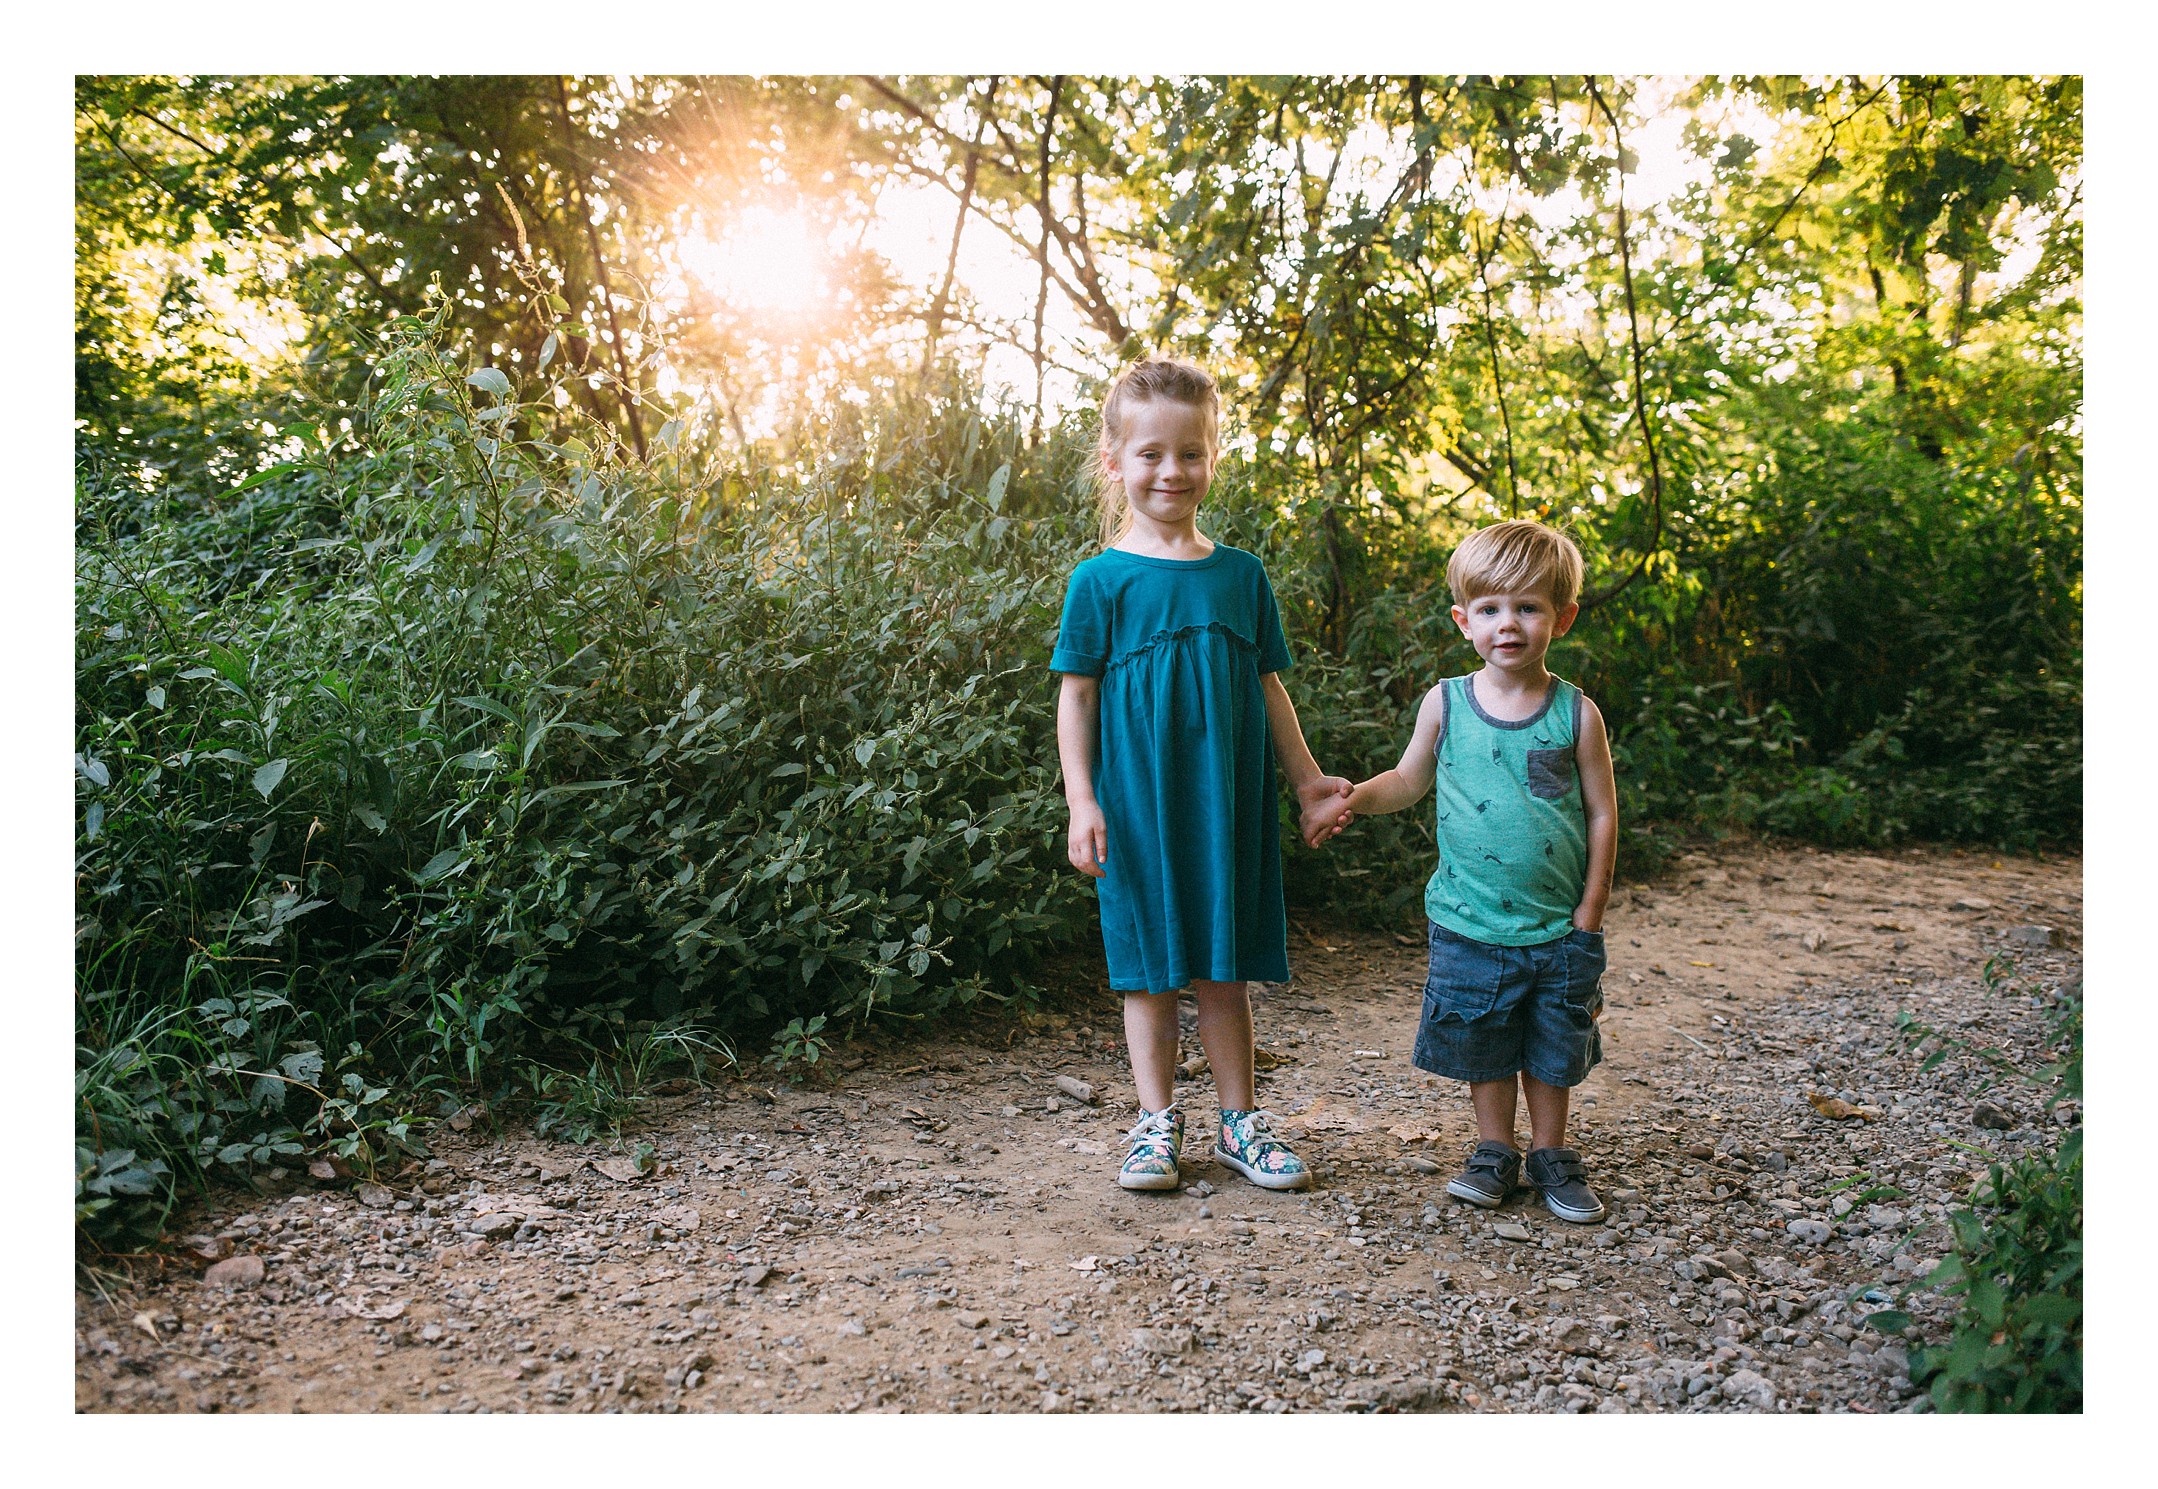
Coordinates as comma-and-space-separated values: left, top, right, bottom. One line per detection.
1057, 672, 1108, 877
1258, 672, 1352, 847
1345, 683, 1446, 815
1573, 697, 1618, 931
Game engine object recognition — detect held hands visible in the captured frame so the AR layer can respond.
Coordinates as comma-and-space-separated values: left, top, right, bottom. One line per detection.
1067, 800, 1109, 878
1297, 775, 1355, 850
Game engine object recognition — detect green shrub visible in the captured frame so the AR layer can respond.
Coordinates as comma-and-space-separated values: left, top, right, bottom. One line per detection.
1880, 983, 2082, 1411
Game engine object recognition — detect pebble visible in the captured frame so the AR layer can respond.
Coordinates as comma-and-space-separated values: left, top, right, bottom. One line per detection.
1971, 1100, 2014, 1130
1494, 1222, 1533, 1242
1131, 1326, 1198, 1355
2004, 925, 2061, 948
1785, 1219, 1834, 1245
202, 1255, 265, 1290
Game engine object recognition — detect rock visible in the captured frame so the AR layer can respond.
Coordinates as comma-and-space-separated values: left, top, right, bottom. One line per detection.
955, 1310, 989, 1329
1785, 1219, 1833, 1245
1972, 1101, 2013, 1130
2005, 924, 2062, 948
471, 1212, 520, 1240
203, 1254, 265, 1290
1950, 897, 1992, 912
1494, 1222, 1533, 1242
1708, 1248, 1754, 1278
1131, 1326, 1198, 1356
1402, 1155, 1442, 1175
658, 1204, 701, 1231
1722, 1368, 1775, 1409
357, 1182, 394, 1209
742, 1265, 773, 1287
1548, 1318, 1593, 1354
1055, 1075, 1096, 1105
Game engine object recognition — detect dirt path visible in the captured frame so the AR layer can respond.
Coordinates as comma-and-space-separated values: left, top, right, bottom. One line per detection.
77, 844, 2081, 1414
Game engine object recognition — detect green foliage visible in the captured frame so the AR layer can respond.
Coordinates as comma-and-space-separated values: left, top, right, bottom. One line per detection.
1882, 982, 2082, 1411
766, 1016, 833, 1084
530, 1019, 735, 1144
75, 300, 1098, 1244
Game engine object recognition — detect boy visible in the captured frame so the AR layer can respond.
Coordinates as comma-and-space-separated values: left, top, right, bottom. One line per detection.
1341, 519, 1619, 1222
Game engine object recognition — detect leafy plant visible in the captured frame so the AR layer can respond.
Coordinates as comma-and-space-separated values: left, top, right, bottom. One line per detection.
1872, 983, 2082, 1411
765, 1015, 832, 1084
530, 1020, 737, 1143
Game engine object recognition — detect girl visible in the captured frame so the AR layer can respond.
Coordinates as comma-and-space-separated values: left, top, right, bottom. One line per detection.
1050, 358, 1352, 1192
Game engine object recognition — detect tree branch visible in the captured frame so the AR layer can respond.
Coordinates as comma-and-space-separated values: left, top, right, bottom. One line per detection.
1578, 77, 1668, 614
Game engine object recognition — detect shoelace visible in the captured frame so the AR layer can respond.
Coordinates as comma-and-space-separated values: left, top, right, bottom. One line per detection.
1231, 1109, 1290, 1157
1125, 1103, 1181, 1153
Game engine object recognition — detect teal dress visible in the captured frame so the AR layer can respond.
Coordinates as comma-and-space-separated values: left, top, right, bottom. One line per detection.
1050, 545, 1294, 993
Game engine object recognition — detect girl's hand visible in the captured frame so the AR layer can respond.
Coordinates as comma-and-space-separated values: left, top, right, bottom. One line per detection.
1297, 776, 1354, 849
1068, 802, 1109, 878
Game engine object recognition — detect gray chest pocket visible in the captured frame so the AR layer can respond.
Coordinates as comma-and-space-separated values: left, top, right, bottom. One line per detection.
1526, 747, 1576, 799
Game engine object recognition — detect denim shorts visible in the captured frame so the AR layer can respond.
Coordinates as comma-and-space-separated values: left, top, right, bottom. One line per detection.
1412, 920, 1606, 1087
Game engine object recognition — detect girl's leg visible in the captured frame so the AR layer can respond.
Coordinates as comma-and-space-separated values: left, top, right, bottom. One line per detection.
1124, 991, 1180, 1113
1189, 980, 1255, 1110
1470, 1076, 1520, 1147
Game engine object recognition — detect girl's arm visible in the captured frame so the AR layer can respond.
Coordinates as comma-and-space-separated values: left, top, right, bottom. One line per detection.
1057, 672, 1108, 877
1259, 672, 1353, 847
1345, 683, 1446, 815
1573, 697, 1618, 931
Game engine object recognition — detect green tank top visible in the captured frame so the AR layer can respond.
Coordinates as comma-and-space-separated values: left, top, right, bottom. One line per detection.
1424, 673, 1588, 946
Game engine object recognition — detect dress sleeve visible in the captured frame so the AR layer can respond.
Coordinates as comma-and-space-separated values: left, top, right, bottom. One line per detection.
1049, 562, 1108, 676
1254, 560, 1293, 674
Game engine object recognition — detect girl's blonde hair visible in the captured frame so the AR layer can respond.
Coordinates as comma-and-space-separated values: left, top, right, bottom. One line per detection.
1094, 357, 1222, 548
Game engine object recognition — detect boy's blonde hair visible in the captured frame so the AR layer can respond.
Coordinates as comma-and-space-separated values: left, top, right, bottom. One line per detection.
1447, 519, 1585, 609
1095, 357, 1221, 548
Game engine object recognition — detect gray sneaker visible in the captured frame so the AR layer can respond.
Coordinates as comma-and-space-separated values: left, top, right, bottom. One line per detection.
1525, 1146, 1605, 1223
1445, 1140, 1522, 1208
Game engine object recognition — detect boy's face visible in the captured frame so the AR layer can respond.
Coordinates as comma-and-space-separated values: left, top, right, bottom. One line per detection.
1450, 587, 1578, 674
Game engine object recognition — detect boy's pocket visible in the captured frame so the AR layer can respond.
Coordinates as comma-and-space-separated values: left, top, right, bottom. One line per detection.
1526, 747, 1576, 799
1424, 922, 1504, 1020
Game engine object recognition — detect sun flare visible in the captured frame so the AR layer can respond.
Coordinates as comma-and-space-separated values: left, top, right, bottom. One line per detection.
678, 206, 828, 317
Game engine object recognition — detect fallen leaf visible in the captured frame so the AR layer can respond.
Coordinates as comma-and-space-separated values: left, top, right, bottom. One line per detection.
447, 1103, 484, 1132
132, 1312, 160, 1342
589, 1157, 649, 1183
1252, 1047, 1294, 1071
1386, 1124, 1445, 1145
1806, 1091, 1878, 1122
1688, 960, 1716, 968
1069, 1255, 1100, 1272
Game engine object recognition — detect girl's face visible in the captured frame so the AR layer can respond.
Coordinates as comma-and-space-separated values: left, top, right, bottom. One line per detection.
1104, 398, 1217, 534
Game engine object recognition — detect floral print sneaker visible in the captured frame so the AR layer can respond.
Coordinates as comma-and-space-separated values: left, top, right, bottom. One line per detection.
1214, 1107, 1312, 1191
1118, 1105, 1185, 1191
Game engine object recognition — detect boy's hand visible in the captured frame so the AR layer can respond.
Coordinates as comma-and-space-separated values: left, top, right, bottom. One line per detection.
1297, 776, 1354, 849
1067, 802, 1108, 878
